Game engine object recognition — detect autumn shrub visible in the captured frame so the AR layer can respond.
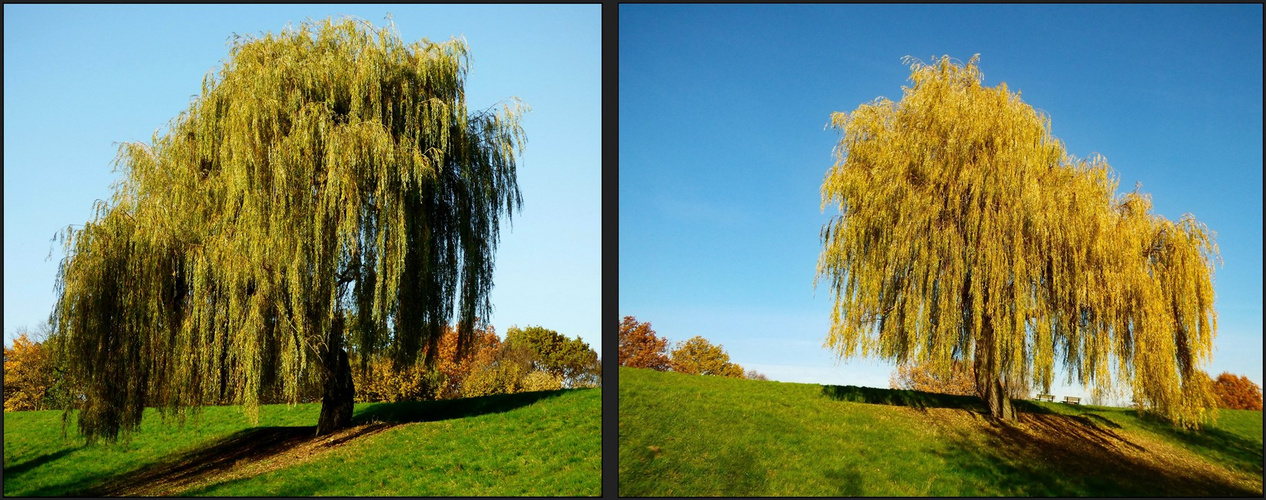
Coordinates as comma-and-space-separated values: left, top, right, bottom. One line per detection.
619, 316, 671, 370
670, 336, 745, 378
351, 322, 595, 401
521, 370, 564, 392
351, 355, 444, 403
350, 322, 503, 403
1211, 372, 1263, 411
889, 360, 976, 396
462, 356, 529, 397
431, 323, 503, 399
3, 325, 63, 412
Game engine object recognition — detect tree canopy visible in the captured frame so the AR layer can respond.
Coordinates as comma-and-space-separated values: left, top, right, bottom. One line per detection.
503, 325, 600, 388
1210, 372, 1262, 411
4, 325, 61, 412
618, 316, 671, 371
817, 55, 1219, 428
670, 336, 745, 378
50, 16, 525, 441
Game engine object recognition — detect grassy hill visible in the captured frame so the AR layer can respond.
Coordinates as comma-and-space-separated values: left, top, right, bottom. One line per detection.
3, 387, 599, 496
619, 367, 1262, 497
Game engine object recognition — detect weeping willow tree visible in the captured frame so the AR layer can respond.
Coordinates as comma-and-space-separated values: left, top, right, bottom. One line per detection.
50, 16, 526, 441
817, 55, 1219, 428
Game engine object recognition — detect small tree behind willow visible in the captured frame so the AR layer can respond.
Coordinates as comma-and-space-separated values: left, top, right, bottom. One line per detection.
504, 325, 600, 388
50, 16, 525, 442
1210, 372, 1263, 411
890, 360, 976, 397
817, 55, 1219, 428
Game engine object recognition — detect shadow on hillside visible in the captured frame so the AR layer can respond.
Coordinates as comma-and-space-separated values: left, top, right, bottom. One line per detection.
352, 388, 570, 425
56, 389, 571, 497
820, 384, 978, 411
936, 411, 1261, 497
80, 425, 325, 496
820, 385, 1261, 496
1128, 410, 1264, 476
3, 447, 82, 479
820, 384, 1062, 415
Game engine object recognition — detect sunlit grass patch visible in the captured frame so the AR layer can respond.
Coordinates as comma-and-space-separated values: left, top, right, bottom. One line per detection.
3, 388, 599, 496
619, 367, 1261, 496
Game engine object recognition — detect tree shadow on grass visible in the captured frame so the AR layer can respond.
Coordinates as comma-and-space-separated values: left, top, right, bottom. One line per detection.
820, 384, 990, 412
62, 389, 571, 497
820, 384, 1067, 416
1030, 402, 1260, 476
820, 385, 1260, 496
712, 444, 769, 496
1130, 410, 1264, 476
823, 463, 865, 496
3, 446, 82, 480
936, 411, 1261, 497
183, 466, 339, 496
78, 425, 322, 496
352, 388, 569, 425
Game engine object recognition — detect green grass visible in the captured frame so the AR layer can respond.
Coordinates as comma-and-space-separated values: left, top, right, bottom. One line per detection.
619, 367, 1263, 497
4, 388, 600, 496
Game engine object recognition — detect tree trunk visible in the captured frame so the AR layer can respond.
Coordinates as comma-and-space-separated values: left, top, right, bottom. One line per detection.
976, 367, 1015, 421
974, 313, 1016, 421
316, 315, 355, 436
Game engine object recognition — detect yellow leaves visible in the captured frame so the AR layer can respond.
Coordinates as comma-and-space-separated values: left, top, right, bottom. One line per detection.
3, 329, 58, 412
51, 16, 525, 442
819, 54, 1220, 428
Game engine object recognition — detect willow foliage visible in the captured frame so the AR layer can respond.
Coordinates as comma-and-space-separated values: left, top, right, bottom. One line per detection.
817, 55, 1219, 428
51, 16, 525, 442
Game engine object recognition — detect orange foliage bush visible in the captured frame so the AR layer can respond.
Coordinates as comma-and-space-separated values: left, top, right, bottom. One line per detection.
1211, 372, 1263, 411
351, 322, 502, 402
619, 316, 670, 370
889, 360, 976, 396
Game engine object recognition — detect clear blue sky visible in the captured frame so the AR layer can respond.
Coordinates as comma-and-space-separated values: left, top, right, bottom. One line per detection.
3, 5, 601, 352
620, 4, 1262, 402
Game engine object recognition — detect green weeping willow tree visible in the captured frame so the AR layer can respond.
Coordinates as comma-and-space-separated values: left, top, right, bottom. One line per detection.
817, 55, 1219, 429
50, 16, 526, 441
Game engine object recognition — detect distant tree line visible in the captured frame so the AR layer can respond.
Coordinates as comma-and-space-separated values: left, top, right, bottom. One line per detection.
4, 321, 599, 412
888, 358, 1262, 412
617, 316, 766, 381
352, 322, 600, 403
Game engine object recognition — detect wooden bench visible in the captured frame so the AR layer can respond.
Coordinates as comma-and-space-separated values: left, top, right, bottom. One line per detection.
1035, 394, 1055, 402
1063, 396, 1080, 405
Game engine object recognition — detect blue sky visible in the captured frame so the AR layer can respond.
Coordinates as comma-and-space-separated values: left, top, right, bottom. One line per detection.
3, 5, 601, 352
620, 4, 1262, 403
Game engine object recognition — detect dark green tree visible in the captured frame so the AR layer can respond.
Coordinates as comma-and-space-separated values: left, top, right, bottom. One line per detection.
504, 325, 600, 388
50, 16, 525, 441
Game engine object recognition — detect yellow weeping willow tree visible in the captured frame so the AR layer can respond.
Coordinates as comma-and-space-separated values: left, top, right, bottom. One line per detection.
50, 16, 526, 441
817, 55, 1219, 428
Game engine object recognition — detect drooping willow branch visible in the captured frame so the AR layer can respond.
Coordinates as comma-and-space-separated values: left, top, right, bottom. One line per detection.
818, 54, 1219, 428
51, 16, 526, 442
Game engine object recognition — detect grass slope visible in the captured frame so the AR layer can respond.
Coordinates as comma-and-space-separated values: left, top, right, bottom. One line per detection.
619, 367, 1263, 497
4, 387, 599, 496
